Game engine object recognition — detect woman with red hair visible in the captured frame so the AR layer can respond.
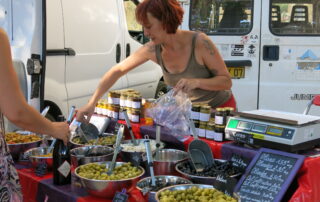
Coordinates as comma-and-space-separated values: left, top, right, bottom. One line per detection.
77, 0, 236, 123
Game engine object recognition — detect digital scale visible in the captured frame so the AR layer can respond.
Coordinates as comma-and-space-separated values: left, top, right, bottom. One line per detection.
225, 109, 320, 152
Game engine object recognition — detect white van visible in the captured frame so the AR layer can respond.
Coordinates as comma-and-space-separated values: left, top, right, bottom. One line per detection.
179, 0, 320, 115
0, 0, 163, 121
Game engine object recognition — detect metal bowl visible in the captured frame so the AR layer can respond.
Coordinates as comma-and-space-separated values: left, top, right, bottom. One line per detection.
136, 175, 192, 202
153, 149, 189, 176
7, 132, 43, 160
70, 146, 114, 168
119, 139, 165, 166
155, 184, 214, 201
70, 133, 118, 148
175, 159, 242, 185
24, 147, 53, 170
74, 161, 145, 198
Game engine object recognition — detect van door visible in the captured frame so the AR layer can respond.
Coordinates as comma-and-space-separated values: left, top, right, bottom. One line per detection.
259, 0, 320, 115
181, 0, 259, 111
61, 0, 127, 110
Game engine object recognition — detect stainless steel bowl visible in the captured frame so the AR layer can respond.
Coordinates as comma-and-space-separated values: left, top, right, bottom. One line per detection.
70, 133, 117, 148
175, 159, 241, 185
119, 139, 165, 166
70, 146, 114, 168
75, 161, 145, 198
155, 184, 214, 201
153, 149, 189, 176
136, 175, 192, 202
7, 133, 43, 160
24, 147, 53, 170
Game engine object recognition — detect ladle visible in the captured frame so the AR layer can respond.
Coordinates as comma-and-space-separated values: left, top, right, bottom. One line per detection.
188, 119, 214, 172
107, 124, 125, 175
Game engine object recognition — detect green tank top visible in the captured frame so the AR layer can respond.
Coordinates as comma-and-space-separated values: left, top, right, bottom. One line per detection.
155, 32, 231, 108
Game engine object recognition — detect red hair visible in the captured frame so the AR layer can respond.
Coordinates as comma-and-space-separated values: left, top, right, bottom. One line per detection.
136, 0, 184, 34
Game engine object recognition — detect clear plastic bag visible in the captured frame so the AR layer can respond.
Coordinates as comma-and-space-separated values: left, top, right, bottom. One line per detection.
146, 90, 192, 139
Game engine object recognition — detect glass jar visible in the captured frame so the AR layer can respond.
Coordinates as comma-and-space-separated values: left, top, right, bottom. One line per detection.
119, 107, 126, 120
190, 120, 200, 136
199, 121, 207, 138
214, 125, 225, 142
130, 108, 140, 123
108, 91, 120, 105
102, 100, 108, 116
131, 95, 142, 109
191, 104, 201, 121
110, 104, 119, 119
225, 107, 235, 123
206, 122, 216, 140
200, 105, 211, 122
215, 107, 226, 126
120, 92, 128, 107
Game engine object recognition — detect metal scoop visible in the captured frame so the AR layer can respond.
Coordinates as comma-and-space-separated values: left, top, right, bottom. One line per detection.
188, 119, 214, 172
76, 122, 99, 143
155, 125, 161, 159
141, 139, 157, 194
107, 124, 124, 175
123, 109, 138, 146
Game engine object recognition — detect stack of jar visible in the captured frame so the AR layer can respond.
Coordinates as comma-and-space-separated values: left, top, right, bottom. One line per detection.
190, 104, 234, 142
94, 89, 142, 123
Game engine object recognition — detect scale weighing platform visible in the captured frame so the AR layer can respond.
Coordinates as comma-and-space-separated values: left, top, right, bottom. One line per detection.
225, 109, 320, 152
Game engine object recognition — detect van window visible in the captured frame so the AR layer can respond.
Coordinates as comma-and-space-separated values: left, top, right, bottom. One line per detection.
124, 0, 148, 44
189, 0, 253, 35
270, 0, 320, 35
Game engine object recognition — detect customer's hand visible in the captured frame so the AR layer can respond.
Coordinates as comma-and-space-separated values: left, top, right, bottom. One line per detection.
76, 103, 95, 123
174, 78, 199, 94
51, 122, 70, 145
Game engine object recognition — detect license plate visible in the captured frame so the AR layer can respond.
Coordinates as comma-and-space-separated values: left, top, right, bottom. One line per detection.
228, 67, 245, 78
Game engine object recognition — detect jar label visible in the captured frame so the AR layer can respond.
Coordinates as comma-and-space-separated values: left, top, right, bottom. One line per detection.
131, 114, 140, 123
215, 132, 223, 142
191, 111, 200, 120
119, 111, 125, 120
131, 101, 141, 109
215, 115, 224, 125
97, 108, 102, 115
58, 160, 71, 178
126, 100, 132, 108
112, 112, 119, 119
102, 108, 108, 116
108, 97, 120, 105
120, 99, 126, 107
199, 128, 206, 137
206, 130, 216, 139
199, 113, 210, 122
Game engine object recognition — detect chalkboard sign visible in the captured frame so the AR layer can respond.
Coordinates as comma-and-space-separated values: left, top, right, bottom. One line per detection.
234, 148, 305, 202
213, 173, 238, 197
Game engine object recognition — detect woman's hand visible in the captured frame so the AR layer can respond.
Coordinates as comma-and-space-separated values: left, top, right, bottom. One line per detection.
76, 103, 95, 123
50, 122, 70, 145
174, 78, 200, 94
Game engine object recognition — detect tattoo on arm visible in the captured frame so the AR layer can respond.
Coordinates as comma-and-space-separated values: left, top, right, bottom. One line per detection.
145, 43, 155, 53
203, 39, 215, 55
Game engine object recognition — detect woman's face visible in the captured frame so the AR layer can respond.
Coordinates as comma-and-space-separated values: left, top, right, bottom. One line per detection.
143, 13, 166, 44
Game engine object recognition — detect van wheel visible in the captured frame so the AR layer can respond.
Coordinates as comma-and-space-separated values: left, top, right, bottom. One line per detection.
155, 81, 167, 98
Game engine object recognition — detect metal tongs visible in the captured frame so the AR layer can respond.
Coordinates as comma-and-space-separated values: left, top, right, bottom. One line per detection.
48, 106, 75, 153
188, 119, 214, 172
155, 125, 161, 159
107, 124, 124, 175
123, 109, 138, 146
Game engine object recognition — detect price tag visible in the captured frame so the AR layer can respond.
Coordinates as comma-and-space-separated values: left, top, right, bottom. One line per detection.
113, 189, 128, 202
213, 173, 238, 197
230, 154, 250, 173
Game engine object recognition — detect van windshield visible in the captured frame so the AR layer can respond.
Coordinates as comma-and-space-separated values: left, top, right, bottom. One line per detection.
270, 0, 320, 35
189, 0, 253, 35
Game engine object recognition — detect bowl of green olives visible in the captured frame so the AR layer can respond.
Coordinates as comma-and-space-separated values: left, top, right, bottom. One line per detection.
70, 133, 118, 148
70, 146, 114, 168
155, 184, 237, 202
175, 159, 242, 185
75, 161, 145, 198
136, 175, 192, 202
